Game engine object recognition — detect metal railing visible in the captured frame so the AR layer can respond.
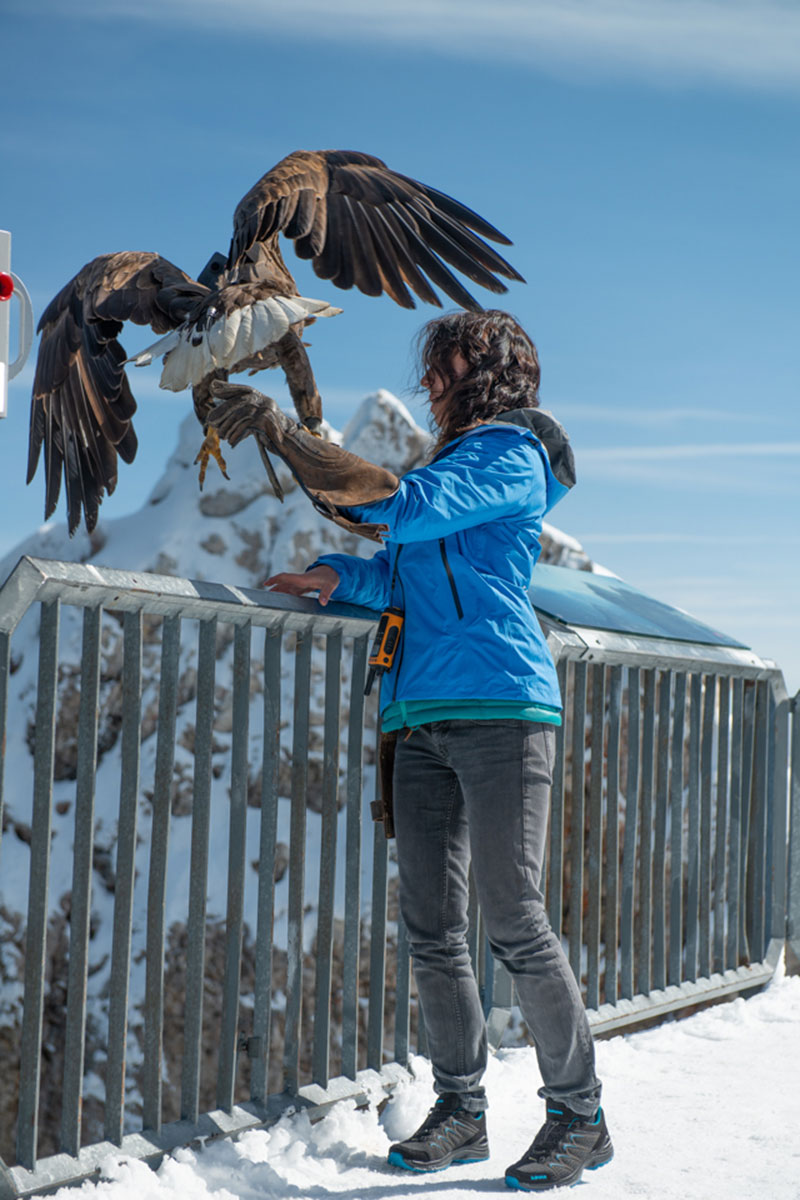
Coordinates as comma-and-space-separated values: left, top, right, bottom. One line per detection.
0, 556, 795, 1197
480, 619, 793, 1039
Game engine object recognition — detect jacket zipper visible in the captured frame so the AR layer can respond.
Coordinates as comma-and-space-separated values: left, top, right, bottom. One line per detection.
439, 539, 464, 620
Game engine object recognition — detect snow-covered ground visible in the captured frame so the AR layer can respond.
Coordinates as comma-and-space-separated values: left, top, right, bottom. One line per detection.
51, 959, 800, 1200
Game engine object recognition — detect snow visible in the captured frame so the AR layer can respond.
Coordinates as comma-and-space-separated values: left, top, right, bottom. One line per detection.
48, 960, 800, 1200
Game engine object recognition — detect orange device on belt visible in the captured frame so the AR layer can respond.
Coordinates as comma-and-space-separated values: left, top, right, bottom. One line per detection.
364, 607, 404, 695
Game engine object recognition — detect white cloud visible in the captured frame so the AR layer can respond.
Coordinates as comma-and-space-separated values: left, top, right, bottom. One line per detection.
577, 532, 800, 544
553, 404, 755, 426
40, 0, 800, 91
572, 441, 800, 491
581, 441, 800, 460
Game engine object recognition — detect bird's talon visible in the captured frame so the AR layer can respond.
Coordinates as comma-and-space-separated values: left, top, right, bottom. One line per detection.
195, 427, 229, 490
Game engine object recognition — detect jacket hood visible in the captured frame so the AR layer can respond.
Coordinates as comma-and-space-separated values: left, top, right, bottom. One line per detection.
489, 408, 576, 491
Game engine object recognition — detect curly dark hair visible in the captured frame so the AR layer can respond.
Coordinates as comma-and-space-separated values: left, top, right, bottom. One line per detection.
417, 309, 540, 447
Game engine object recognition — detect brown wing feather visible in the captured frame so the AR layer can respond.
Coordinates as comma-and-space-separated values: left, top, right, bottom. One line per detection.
29, 252, 209, 534
228, 149, 524, 309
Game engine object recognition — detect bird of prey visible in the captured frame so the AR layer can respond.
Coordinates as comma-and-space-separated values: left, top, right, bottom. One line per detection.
27, 148, 525, 535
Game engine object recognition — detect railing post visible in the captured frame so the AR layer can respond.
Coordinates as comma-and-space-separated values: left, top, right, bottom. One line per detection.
767, 674, 790, 961
61, 606, 102, 1156
312, 631, 343, 1086
181, 617, 217, 1123
142, 615, 181, 1134
282, 629, 312, 1095
16, 601, 60, 1170
0, 630, 9, 867
341, 636, 368, 1079
217, 622, 253, 1110
787, 691, 800, 975
251, 627, 283, 1104
105, 610, 143, 1145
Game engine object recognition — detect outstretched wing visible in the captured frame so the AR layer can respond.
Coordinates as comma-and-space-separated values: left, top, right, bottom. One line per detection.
29, 252, 209, 534
228, 149, 525, 311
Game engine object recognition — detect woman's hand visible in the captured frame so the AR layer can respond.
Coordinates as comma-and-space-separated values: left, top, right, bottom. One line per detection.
264, 565, 340, 607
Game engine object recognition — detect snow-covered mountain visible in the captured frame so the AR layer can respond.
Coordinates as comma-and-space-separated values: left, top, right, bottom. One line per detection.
0, 391, 595, 1162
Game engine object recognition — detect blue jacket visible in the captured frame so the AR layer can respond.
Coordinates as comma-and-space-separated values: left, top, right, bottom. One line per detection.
314, 412, 572, 714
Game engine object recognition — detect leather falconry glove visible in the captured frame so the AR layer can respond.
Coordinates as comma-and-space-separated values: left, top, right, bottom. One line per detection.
207, 382, 400, 542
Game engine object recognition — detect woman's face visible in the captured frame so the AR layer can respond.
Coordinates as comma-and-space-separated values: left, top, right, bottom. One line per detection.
422, 350, 469, 428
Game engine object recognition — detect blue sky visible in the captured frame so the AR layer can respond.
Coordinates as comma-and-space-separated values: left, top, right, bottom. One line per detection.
2, 0, 799, 688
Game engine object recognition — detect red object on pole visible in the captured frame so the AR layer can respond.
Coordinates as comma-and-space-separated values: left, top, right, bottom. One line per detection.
0, 272, 14, 301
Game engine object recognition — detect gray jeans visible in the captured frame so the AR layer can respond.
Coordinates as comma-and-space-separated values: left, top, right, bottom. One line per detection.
393, 719, 601, 1116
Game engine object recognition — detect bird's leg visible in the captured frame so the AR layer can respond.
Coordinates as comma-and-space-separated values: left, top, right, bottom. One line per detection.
194, 425, 230, 489
276, 328, 324, 435
192, 371, 231, 489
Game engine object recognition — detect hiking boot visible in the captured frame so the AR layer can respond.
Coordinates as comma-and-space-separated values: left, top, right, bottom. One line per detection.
388, 1093, 489, 1172
505, 1102, 613, 1191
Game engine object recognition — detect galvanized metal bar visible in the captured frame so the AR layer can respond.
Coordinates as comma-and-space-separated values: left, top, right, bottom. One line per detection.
7, 1092, 383, 1200
467, 867, 480, 974
548, 658, 568, 938
764, 687, 777, 954
604, 665, 622, 1004
312, 632, 342, 1087
637, 669, 656, 997
416, 985, 428, 1058
568, 660, 587, 987
748, 681, 769, 962
105, 611, 143, 1146
668, 672, 686, 986
698, 675, 716, 977
788, 689, 800, 973
342, 635, 368, 1079
394, 919, 411, 1068
713, 677, 730, 973
726, 677, 744, 968
181, 617, 217, 1122
619, 666, 640, 1000
0, 630, 10, 864
13, 555, 382, 637
217, 622, 252, 1109
477, 912, 488, 1010
143, 614, 181, 1134
283, 630, 312, 1094
367, 816, 389, 1070
481, 925, 494, 1013
587, 948, 780, 1036
768, 676, 790, 948
738, 682, 756, 961
17, 599, 60, 1170
251, 628, 282, 1104
685, 674, 702, 982
652, 672, 671, 991
61, 606, 102, 1156
586, 665, 605, 1010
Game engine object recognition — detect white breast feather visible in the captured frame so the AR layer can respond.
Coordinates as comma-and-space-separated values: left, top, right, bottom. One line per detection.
128, 293, 342, 391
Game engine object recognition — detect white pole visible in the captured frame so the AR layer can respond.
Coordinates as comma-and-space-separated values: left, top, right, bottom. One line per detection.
0, 230, 10, 418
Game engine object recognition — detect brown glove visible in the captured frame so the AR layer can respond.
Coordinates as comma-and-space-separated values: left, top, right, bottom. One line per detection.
208, 382, 400, 542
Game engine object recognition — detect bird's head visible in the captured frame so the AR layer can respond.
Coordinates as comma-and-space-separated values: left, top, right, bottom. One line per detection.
197, 252, 228, 290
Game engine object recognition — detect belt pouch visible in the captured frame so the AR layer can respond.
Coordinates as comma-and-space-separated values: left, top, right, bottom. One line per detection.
371, 729, 399, 838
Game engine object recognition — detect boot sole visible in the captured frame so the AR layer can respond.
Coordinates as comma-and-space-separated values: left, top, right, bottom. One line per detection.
388, 1145, 490, 1172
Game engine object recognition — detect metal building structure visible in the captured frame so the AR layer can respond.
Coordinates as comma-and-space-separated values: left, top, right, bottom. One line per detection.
0, 555, 796, 1198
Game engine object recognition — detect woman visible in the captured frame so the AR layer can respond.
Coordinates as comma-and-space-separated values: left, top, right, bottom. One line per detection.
261, 310, 613, 1192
